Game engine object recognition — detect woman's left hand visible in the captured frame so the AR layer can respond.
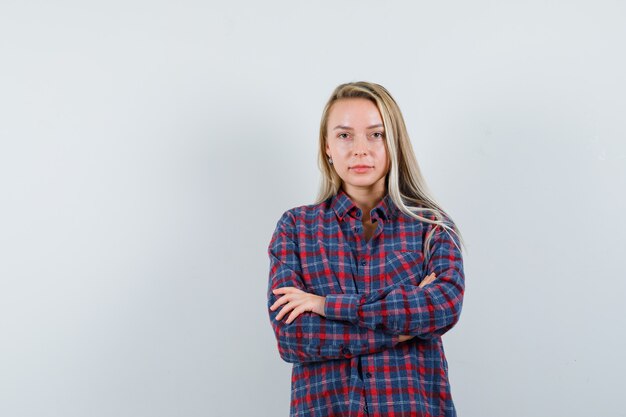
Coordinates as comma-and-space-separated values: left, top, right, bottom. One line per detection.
270, 287, 326, 324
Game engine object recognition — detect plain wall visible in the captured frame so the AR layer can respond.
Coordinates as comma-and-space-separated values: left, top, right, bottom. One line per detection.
1, 1, 625, 416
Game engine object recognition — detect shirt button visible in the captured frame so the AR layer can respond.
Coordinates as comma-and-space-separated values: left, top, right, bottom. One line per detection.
363, 405, 368, 412
341, 346, 351, 356
365, 372, 372, 378
360, 260, 366, 266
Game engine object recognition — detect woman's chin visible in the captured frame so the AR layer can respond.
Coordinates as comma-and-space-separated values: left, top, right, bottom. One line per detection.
342, 177, 386, 190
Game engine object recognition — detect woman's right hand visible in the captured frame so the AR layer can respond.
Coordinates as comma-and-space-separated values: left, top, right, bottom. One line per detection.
399, 272, 437, 342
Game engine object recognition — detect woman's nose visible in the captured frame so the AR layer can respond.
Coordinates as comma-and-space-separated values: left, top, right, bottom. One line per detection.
353, 135, 368, 155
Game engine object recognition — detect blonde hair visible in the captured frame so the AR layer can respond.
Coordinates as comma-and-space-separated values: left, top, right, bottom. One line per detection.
315, 81, 464, 254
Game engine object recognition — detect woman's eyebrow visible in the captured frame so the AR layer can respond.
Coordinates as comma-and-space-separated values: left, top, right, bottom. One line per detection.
332, 124, 384, 130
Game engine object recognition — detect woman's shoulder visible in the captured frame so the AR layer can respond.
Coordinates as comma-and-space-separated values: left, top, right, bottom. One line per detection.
274, 198, 333, 227
394, 202, 457, 234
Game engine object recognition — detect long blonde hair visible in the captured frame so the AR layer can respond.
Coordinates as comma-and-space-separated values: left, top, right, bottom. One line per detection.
315, 81, 464, 254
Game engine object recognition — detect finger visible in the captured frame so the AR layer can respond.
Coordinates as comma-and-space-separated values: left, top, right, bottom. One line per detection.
272, 295, 293, 311
275, 301, 293, 321
269, 298, 281, 311
272, 287, 302, 295
419, 273, 437, 288
270, 294, 292, 311
275, 298, 302, 321
286, 305, 306, 324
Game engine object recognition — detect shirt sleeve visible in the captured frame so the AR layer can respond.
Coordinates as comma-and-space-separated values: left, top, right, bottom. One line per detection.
324, 222, 464, 340
267, 211, 399, 364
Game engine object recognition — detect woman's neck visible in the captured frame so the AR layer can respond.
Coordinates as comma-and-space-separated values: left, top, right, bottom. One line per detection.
343, 184, 386, 222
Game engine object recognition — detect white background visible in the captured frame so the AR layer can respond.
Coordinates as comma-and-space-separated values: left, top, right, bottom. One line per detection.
1, 1, 625, 416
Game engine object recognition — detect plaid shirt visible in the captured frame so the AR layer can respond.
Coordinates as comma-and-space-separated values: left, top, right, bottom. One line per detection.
267, 188, 464, 417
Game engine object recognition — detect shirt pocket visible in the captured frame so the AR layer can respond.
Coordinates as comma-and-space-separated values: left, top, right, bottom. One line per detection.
384, 250, 425, 287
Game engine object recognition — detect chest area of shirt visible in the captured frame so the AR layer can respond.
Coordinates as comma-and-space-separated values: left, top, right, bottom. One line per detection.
299, 217, 426, 294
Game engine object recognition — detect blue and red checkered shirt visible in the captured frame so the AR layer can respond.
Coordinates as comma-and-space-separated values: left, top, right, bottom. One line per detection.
267, 188, 465, 417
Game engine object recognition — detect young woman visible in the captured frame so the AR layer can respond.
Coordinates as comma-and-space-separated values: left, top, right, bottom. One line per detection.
267, 82, 465, 417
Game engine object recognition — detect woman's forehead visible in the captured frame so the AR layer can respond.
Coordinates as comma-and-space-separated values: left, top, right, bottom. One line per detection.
327, 98, 383, 127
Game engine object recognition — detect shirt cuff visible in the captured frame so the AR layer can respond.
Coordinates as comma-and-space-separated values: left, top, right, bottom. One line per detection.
324, 294, 360, 323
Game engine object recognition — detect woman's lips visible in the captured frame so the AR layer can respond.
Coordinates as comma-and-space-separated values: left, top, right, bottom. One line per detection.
350, 165, 373, 173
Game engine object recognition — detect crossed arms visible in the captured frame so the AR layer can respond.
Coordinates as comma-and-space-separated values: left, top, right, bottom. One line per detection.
267, 211, 464, 364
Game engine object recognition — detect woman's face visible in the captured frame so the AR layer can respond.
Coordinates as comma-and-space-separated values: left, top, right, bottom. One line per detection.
325, 98, 390, 195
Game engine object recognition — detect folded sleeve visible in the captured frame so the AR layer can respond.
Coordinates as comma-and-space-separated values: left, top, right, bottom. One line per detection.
324, 221, 464, 340
267, 211, 399, 364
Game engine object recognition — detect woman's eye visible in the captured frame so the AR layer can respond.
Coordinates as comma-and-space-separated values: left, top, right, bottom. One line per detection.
371, 132, 385, 139
338, 133, 351, 139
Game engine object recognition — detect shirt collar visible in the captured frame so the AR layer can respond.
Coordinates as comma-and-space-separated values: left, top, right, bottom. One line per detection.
330, 188, 399, 221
